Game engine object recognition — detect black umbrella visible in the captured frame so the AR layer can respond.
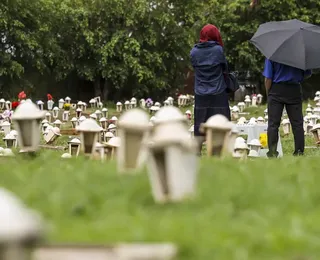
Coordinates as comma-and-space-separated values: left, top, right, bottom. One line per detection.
250, 19, 320, 70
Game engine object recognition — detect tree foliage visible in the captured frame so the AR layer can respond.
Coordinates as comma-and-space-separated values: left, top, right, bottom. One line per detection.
206, 0, 320, 75
0, 0, 203, 99
0, 0, 319, 100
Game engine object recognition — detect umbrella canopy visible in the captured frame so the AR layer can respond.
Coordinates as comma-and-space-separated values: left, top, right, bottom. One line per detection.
250, 19, 320, 70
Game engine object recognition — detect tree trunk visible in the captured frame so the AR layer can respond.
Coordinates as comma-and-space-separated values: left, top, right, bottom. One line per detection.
94, 77, 109, 102
101, 78, 109, 101
94, 77, 102, 98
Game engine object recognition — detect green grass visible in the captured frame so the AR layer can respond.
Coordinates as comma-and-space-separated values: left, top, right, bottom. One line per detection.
2, 102, 320, 259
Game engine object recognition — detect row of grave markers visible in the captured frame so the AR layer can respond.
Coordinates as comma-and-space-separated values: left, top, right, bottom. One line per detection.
4, 98, 270, 204
3, 91, 320, 159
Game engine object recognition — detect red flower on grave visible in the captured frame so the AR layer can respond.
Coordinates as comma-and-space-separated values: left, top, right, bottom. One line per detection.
18, 91, 26, 100
12, 101, 20, 110
47, 94, 53, 100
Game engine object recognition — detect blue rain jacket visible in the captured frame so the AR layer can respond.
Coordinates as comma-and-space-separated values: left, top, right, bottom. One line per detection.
190, 41, 227, 95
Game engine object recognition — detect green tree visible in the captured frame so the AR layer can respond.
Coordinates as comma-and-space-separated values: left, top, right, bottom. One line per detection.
206, 0, 320, 74
1, 0, 205, 100
3, 0, 319, 100
0, 0, 67, 96
51, 0, 204, 100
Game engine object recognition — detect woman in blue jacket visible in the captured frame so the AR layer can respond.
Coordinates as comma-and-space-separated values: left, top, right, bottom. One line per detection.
190, 24, 230, 154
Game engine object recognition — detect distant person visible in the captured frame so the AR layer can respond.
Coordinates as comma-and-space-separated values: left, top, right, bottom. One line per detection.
190, 24, 230, 155
263, 59, 312, 157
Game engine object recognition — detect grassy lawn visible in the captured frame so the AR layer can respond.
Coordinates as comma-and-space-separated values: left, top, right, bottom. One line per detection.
2, 102, 320, 259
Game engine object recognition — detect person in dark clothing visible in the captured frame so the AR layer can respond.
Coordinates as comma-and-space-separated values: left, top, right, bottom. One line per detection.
190, 24, 231, 155
263, 59, 312, 157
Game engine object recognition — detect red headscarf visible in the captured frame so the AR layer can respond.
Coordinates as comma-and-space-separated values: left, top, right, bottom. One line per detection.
199, 24, 224, 47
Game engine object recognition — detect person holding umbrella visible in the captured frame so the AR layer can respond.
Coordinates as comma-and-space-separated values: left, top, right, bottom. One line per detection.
251, 19, 320, 157
263, 59, 311, 157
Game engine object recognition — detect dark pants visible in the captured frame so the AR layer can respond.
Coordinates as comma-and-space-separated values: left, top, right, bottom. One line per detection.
267, 83, 304, 157
194, 92, 230, 154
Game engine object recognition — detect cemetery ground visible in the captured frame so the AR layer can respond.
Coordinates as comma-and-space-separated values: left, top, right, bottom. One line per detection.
2, 102, 320, 260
